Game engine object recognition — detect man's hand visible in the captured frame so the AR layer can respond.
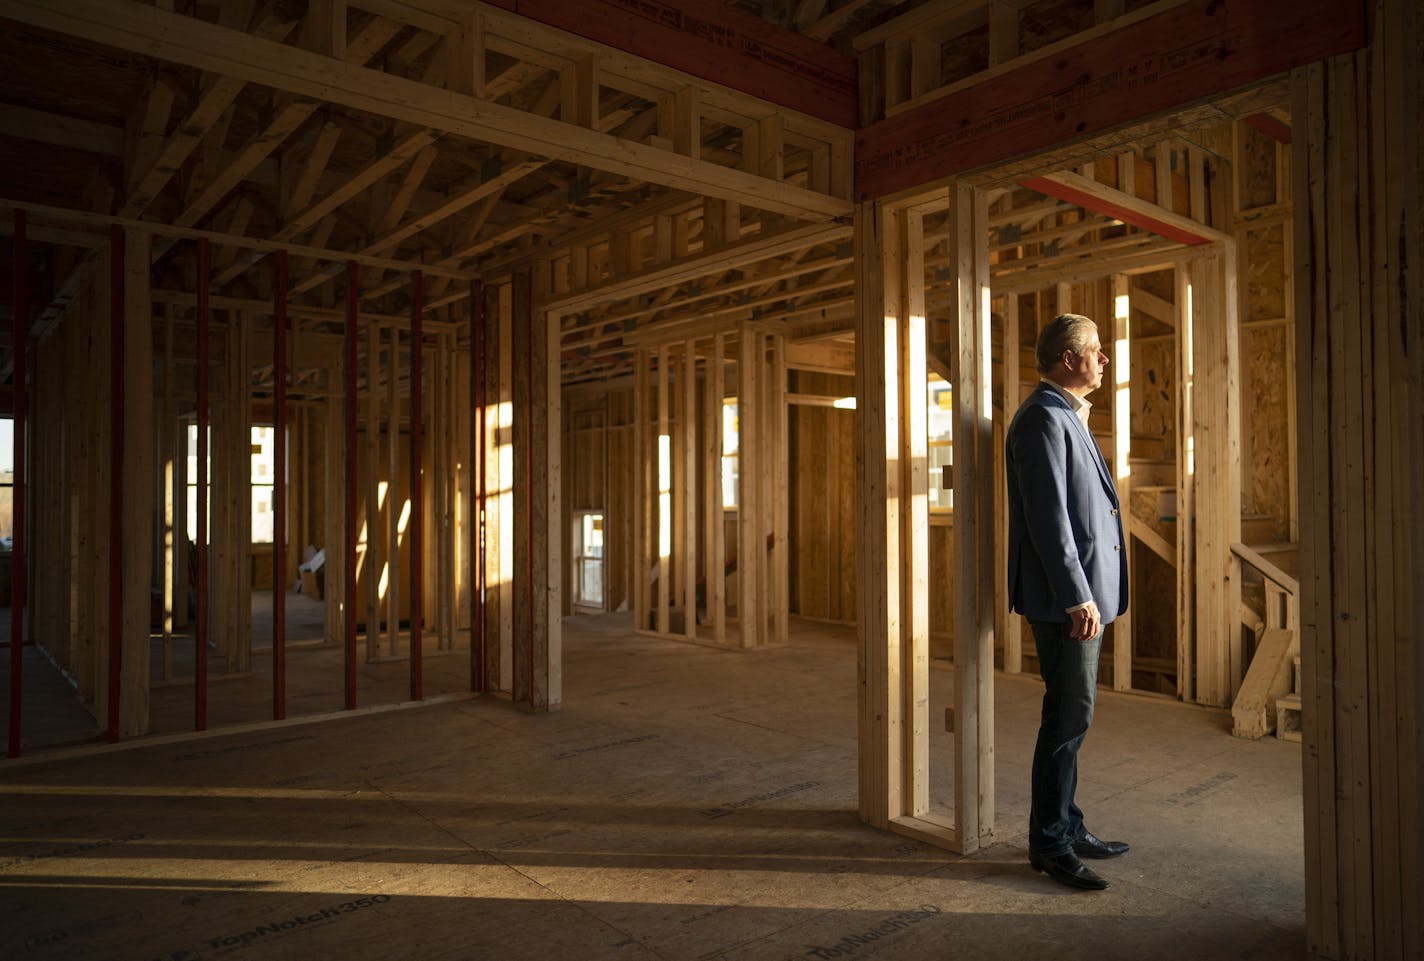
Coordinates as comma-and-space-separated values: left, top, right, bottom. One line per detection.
1069, 601, 1102, 641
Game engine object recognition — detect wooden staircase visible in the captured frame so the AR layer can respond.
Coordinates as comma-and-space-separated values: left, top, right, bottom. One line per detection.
1230, 542, 1301, 740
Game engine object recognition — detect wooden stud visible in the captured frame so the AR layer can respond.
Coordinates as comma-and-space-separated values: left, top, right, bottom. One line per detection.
632, 347, 648, 631
949, 182, 995, 850
237, 316, 253, 675
901, 205, 929, 819
682, 339, 697, 641
853, 199, 901, 830
539, 268, 562, 709
656, 343, 670, 637
997, 291, 1022, 674
1189, 247, 1241, 707
988, 2, 1019, 66
343, 263, 359, 707
1154, 140, 1173, 215
511, 270, 532, 705
449, 9, 485, 99
670, 344, 684, 625
710, 334, 726, 644
771, 333, 789, 646
120, 228, 153, 736
737, 324, 760, 649
195, 238, 210, 728
273, 252, 288, 720
386, 322, 401, 657
1174, 265, 1195, 704
364, 315, 380, 660
410, 272, 425, 700
161, 304, 175, 681
1109, 273, 1132, 691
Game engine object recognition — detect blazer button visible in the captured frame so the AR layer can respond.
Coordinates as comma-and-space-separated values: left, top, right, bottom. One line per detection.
1110, 508, 1119, 516
1113, 545, 1121, 551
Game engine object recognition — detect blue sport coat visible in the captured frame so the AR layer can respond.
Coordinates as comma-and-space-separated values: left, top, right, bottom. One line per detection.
1006, 382, 1128, 625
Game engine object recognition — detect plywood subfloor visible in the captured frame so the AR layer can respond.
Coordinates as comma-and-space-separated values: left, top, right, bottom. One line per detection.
0, 614, 1304, 961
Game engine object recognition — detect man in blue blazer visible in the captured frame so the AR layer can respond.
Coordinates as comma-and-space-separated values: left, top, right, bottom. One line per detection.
1006, 312, 1130, 890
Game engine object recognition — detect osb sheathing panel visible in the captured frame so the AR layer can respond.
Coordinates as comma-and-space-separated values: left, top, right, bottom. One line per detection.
1093, 156, 1118, 191
1134, 267, 1175, 303
1018, 0, 1095, 56
1132, 337, 1177, 452
1240, 123, 1279, 210
1134, 547, 1179, 673
928, 522, 955, 658
1244, 324, 1290, 539
1245, 224, 1287, 322
939, 23, 988, 88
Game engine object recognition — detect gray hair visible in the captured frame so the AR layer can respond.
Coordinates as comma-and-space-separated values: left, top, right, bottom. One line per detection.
1035, 313, 1099, 375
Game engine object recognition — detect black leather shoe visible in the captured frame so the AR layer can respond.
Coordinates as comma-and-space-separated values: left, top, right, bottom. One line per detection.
1030, 850, 1109, 890
1072, 830, 1130, 859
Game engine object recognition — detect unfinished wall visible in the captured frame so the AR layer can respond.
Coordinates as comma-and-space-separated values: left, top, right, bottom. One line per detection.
563, 384, 635, 616
29, 241, 157, 736
1293, 4, 1421, 950
788, 371, 857, 624
1241, 218, 1293, 543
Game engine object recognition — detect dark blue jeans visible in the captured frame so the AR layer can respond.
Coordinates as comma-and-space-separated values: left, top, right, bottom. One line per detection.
1028, 619, 1102, 856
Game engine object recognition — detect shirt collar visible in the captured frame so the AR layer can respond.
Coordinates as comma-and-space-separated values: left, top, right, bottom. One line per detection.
1040, 378, 1092, 427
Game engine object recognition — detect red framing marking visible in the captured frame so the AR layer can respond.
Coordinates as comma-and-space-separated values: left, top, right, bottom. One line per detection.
1243, 112, 1292, 144
345, 261, 359, 710
273, 251, 288, 720
107, 226, 124, 742
856, 0, 1365, 201
1020, 176, 1212, 246
487, 0, 856, 128
196, 238, 210, 732
409, 271, 424, 702
471, 280, 487, 694
8, 210, 26, 758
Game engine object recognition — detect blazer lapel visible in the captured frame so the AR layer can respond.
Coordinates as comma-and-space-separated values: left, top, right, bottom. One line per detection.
1034, 385, 1119, 504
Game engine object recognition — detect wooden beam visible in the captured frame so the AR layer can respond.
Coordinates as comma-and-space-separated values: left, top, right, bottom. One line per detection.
547, 222, 851, 315
0, 0, 850, 222
1, 199, 473, 282
1022, 170, 1225, 246
0, 103, 123, 156
1243, 111, 1292, 144
805, 0, 877, 42
481, 0, 856, 128
124, 5, 301, 218
855, 0, 1367, 201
